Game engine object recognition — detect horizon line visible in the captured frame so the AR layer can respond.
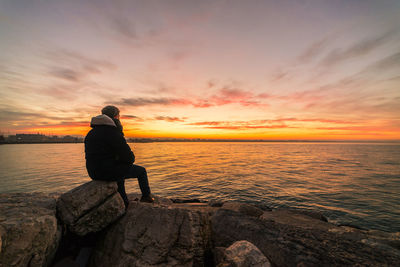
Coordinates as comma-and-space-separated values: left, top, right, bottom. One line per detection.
2, 133, 400, 143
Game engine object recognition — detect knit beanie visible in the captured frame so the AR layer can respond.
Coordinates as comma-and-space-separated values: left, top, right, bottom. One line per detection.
101, 105, 120, 118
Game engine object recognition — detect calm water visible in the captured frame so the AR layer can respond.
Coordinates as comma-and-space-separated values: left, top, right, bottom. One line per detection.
0, 142, 399, 232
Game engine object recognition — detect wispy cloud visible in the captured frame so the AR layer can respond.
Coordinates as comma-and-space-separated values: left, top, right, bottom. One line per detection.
48, 68, 83, 82
45, 49, 115, 71
297, 36, 333, 63
120, 115, 142, 120
270, 118, 356, 124
154, 116, 186, 122
364, 51, 400, 72
36, 121, 89, 128
0, 109, 69, 122
207, 80, 216, 88
272, 73, 368, 112
113, 86, 270, 108
46, 49, 115, 83
187, 117, 357, 131
199, 86, 271, 107
319, 31, 394, 67
189, 121, 225, 126
278, 89, 325, 103
0, 106, 91, 131
112, 16, 136, 39
316, 124, 400, 133
112, 97, 192, 107
270, 69, 289, 82
38, 49, 118, 101
204, 125, 291, 130
201, 87, 255, 106
188, 119, 295, 131
40, 85, 81, 100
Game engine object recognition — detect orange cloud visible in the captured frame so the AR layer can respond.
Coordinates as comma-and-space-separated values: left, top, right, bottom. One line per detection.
120, 115, 143, 121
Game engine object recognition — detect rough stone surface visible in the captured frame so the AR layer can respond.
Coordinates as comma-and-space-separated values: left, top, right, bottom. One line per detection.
57, 181, 125, 236
0, 193, 61, 267
212, 207, 400, 267
213, 247, 227, 266
3, 190, 400, 267
127, 193, 174, 206
90, 201, 212, 267
208, 200, 224, 207
277, 208, 328, 222
69, 193, 125, 236
57, 181, 119, 224
221, 202, 264, 217
218, 240, 271, 267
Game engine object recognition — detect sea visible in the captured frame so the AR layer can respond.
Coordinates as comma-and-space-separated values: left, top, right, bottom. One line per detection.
0, 142, 399, 233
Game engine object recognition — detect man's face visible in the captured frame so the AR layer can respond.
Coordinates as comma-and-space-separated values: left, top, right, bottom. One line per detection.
114, 114, 120, 120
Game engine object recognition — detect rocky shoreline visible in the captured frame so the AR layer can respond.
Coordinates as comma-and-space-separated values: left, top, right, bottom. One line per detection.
1, 181, 399, 267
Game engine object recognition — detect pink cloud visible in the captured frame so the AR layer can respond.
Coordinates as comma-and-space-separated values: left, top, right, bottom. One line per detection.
154, 116, 186, 122
194, 87, 268, 107
189, 121, 225, 126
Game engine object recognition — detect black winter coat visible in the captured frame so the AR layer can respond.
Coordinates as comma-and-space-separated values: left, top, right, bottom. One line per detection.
84, 115, 135, 181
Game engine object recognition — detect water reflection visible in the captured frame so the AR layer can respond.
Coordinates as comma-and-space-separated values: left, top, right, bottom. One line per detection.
0, 142, 399, 232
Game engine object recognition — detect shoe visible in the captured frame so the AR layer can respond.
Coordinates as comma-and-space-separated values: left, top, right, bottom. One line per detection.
124, 201, 129, 210
140, 194, 155, 203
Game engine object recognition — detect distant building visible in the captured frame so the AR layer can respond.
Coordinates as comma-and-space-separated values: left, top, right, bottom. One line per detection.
16, 134, 47, 143
62, 135, 81, 143
6, 135, 17, 142
3, 133, 83, 144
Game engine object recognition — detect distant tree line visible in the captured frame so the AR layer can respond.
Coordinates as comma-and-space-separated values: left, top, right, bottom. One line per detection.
0, 134, 83, 144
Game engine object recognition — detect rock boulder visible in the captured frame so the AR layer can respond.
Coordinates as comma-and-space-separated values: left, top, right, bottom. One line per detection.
0, 193, 61, 267
90, 201, 212, 267
56, 181, 125, 236
218, 240, 271, 267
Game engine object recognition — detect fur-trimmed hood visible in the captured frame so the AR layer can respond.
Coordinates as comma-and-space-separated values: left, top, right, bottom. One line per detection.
90, 114, 116, 127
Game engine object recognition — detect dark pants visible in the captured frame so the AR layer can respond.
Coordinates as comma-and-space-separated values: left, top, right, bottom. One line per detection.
117, 164, 151, 205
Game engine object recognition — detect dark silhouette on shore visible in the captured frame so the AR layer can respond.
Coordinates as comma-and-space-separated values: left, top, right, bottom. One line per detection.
0, 134, 82, 144
84, 105, 154, 206
2, 134, 396, 144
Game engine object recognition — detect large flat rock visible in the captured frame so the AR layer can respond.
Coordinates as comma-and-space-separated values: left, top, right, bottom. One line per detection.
0, 193, 61, 267
90, 201, 212, 267
212, 205, 400, 266
56, 181, 125, 236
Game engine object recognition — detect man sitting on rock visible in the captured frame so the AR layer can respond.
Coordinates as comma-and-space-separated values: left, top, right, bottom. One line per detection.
84, 105, 154, 206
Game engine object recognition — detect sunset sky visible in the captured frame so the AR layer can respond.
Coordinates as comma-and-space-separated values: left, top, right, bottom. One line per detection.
1, 0, 399, 140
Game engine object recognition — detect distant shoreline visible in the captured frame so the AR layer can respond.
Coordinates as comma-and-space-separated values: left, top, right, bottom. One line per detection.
2, 133, 399, 144
0, 141, 83, 144
1, 139, 399, 144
